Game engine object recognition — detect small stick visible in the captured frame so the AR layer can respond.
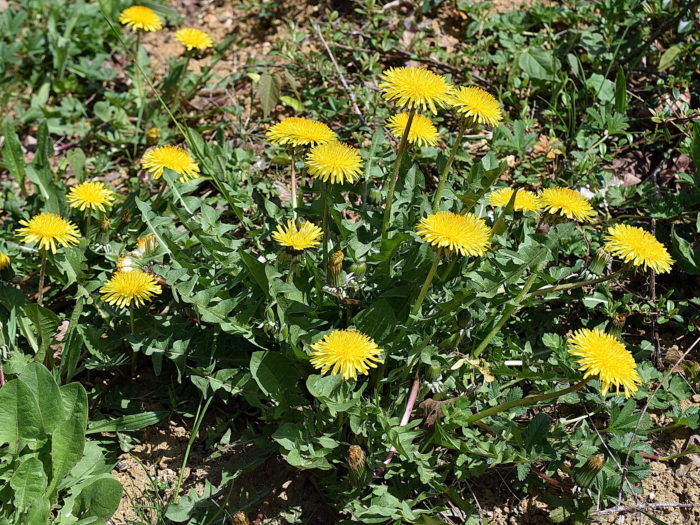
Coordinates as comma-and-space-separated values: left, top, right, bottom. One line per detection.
373, 374, 421, 479
313, 23, 368, 128
591, 502, 700, 517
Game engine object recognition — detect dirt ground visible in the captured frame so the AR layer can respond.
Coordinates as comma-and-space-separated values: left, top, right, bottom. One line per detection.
109, 0, 700, 523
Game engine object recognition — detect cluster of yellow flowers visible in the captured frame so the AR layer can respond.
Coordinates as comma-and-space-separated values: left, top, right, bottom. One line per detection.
119, 5, 213, 51
262, 65, 673, 397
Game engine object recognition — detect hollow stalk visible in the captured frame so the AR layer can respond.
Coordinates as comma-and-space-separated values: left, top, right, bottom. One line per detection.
433, 119, 468, 212
37, 250, 47, 306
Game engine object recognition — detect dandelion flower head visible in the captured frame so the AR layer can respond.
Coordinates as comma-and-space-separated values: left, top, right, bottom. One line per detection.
386, 113, 440, 147
488, 188, 541, 213
119, 6, 162, 32
175, 28, 214, 51
568, 328, 641, 398
309, 329, 383, 380
266, 117, 336, 147
604, 224, 673, 274
16, 213, 81, 253
417, 211, 490, 257
67, 181, 116, 212
100, 270, 162, 309
0, 253, 10, 270
539, 187, 596, 222
306, 141, 363, 184
451, 86, 503, 127
379, 67, 454, 114
142, 145, 200, 182
272, 220, 323, 251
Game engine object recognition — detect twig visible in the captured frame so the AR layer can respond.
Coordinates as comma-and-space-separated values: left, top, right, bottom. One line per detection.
618, 334, 700, 496
313, 23, 368, 128
373, 374, 421, 479
591, 502, 700, 517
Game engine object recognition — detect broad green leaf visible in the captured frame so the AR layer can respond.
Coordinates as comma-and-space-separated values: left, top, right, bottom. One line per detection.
23, 303, 60, 363
25, 497, 51, 525
306, 374, 341, 400
614, 68, 628, 113
0, 379, 44, 454
659, 44, 683, 71
250, 351, 300, 398
58, 299, 85, 383
72, 476, 123, 520
10, 457, 48, 509
280, 95, 303, 112
59, 382, 88, 429
47, 417, 86, 500
1, 120, 27, 195
257, 73, 281, 117
240, 251, 271, 298
353, 299, 397, 343
19, 362, 65, 433
518, 48, 560, 80
586, 74, 615, 102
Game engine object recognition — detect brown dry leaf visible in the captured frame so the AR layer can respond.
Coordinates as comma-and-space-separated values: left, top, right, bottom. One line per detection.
532, 134, 563, 159
419, 397, 458, 427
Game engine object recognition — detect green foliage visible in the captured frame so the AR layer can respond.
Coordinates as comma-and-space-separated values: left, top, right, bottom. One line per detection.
0, 0, 698, 523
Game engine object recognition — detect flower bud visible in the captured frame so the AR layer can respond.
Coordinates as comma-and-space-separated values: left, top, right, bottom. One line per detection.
328, 250, 344, 287
609, 313, 627, 339
588, 248, 611, 276
146, 126, 161, 145
0, 253, 11, 271
574, 453, 605, 488
231, 511, 251, 525
349, 261, 367, 276
347, 445, 367, 487
369, 187, 382, 204
135, 234, 158, 257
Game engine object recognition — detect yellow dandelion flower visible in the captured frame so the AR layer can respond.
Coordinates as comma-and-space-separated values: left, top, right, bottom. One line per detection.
67, 181, 116, 212
309, 329, 383, 380
306, 141, 363, 184
119, 6, 162, 32
416, 211, 490, 257
539, 188, 596, 222
266, 117, 336, 147
386, 113, 440, 147
568, 328, 641, 398
100, 270, 162, 309
604, 224, 673, 274
451, 86, 503, 127
488, 188, 541, 213
272, 220, 323, 251
379, 67, 454, 114
0, 253, 10, 270
16, 213, 81, 254
175, 28, 214, 51
142, 145, 200, 182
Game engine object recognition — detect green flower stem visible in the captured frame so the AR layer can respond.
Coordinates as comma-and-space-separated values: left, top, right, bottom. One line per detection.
433, 119, 468, 213
173, 396, 212, 504
37, 250, 47, 306
290, 152, 298, 221
381, 108, 415, 242
85, 214, 92, 239
321, 182, 330, 267
526, 268, 624, 298
152, 180, 167, 209
133, 31, 146, 158
472, 271, 538, 358
466, 378, 590, 424
409, 248, 443, 323
286, 254, 299, 285
129, 307, 135, 336
171, 50, 192, 113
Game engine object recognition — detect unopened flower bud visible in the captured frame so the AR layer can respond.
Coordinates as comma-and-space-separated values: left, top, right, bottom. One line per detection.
231, 511, 251, 525
574, 453, 605, 488
328, 250, 344, 287
146, 126, 161, 145
349, 261, 367, 276
588, 248, 611, 276
135, 234, 158, 256
609, 313, 627, 339
347, 445, 367, 487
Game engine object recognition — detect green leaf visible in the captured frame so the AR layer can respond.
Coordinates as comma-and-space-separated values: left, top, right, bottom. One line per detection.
23, 303, 60, 363
280, 95, 303, 112
58, 298, 85, 383
240, 251, 271, 298
72, 476, 123, 520
672, 227, 700, 275
614, 68, 628, 113
586, 74, 615, 102
659, 44, 683, 71
250, 351, 300, 398
523, 413, 550, 450
25, 497, 51, 525
0, 379, 44, 455
257, 73, 281, 118
353, 299, 397, 343
19, 362, 65, 433
518, 48, 560, 80
1, 120, 27, 195
87, 411, 166, 434
10, 457, 48, 509
47, 417, 86, 500
59, 382, 88, 429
